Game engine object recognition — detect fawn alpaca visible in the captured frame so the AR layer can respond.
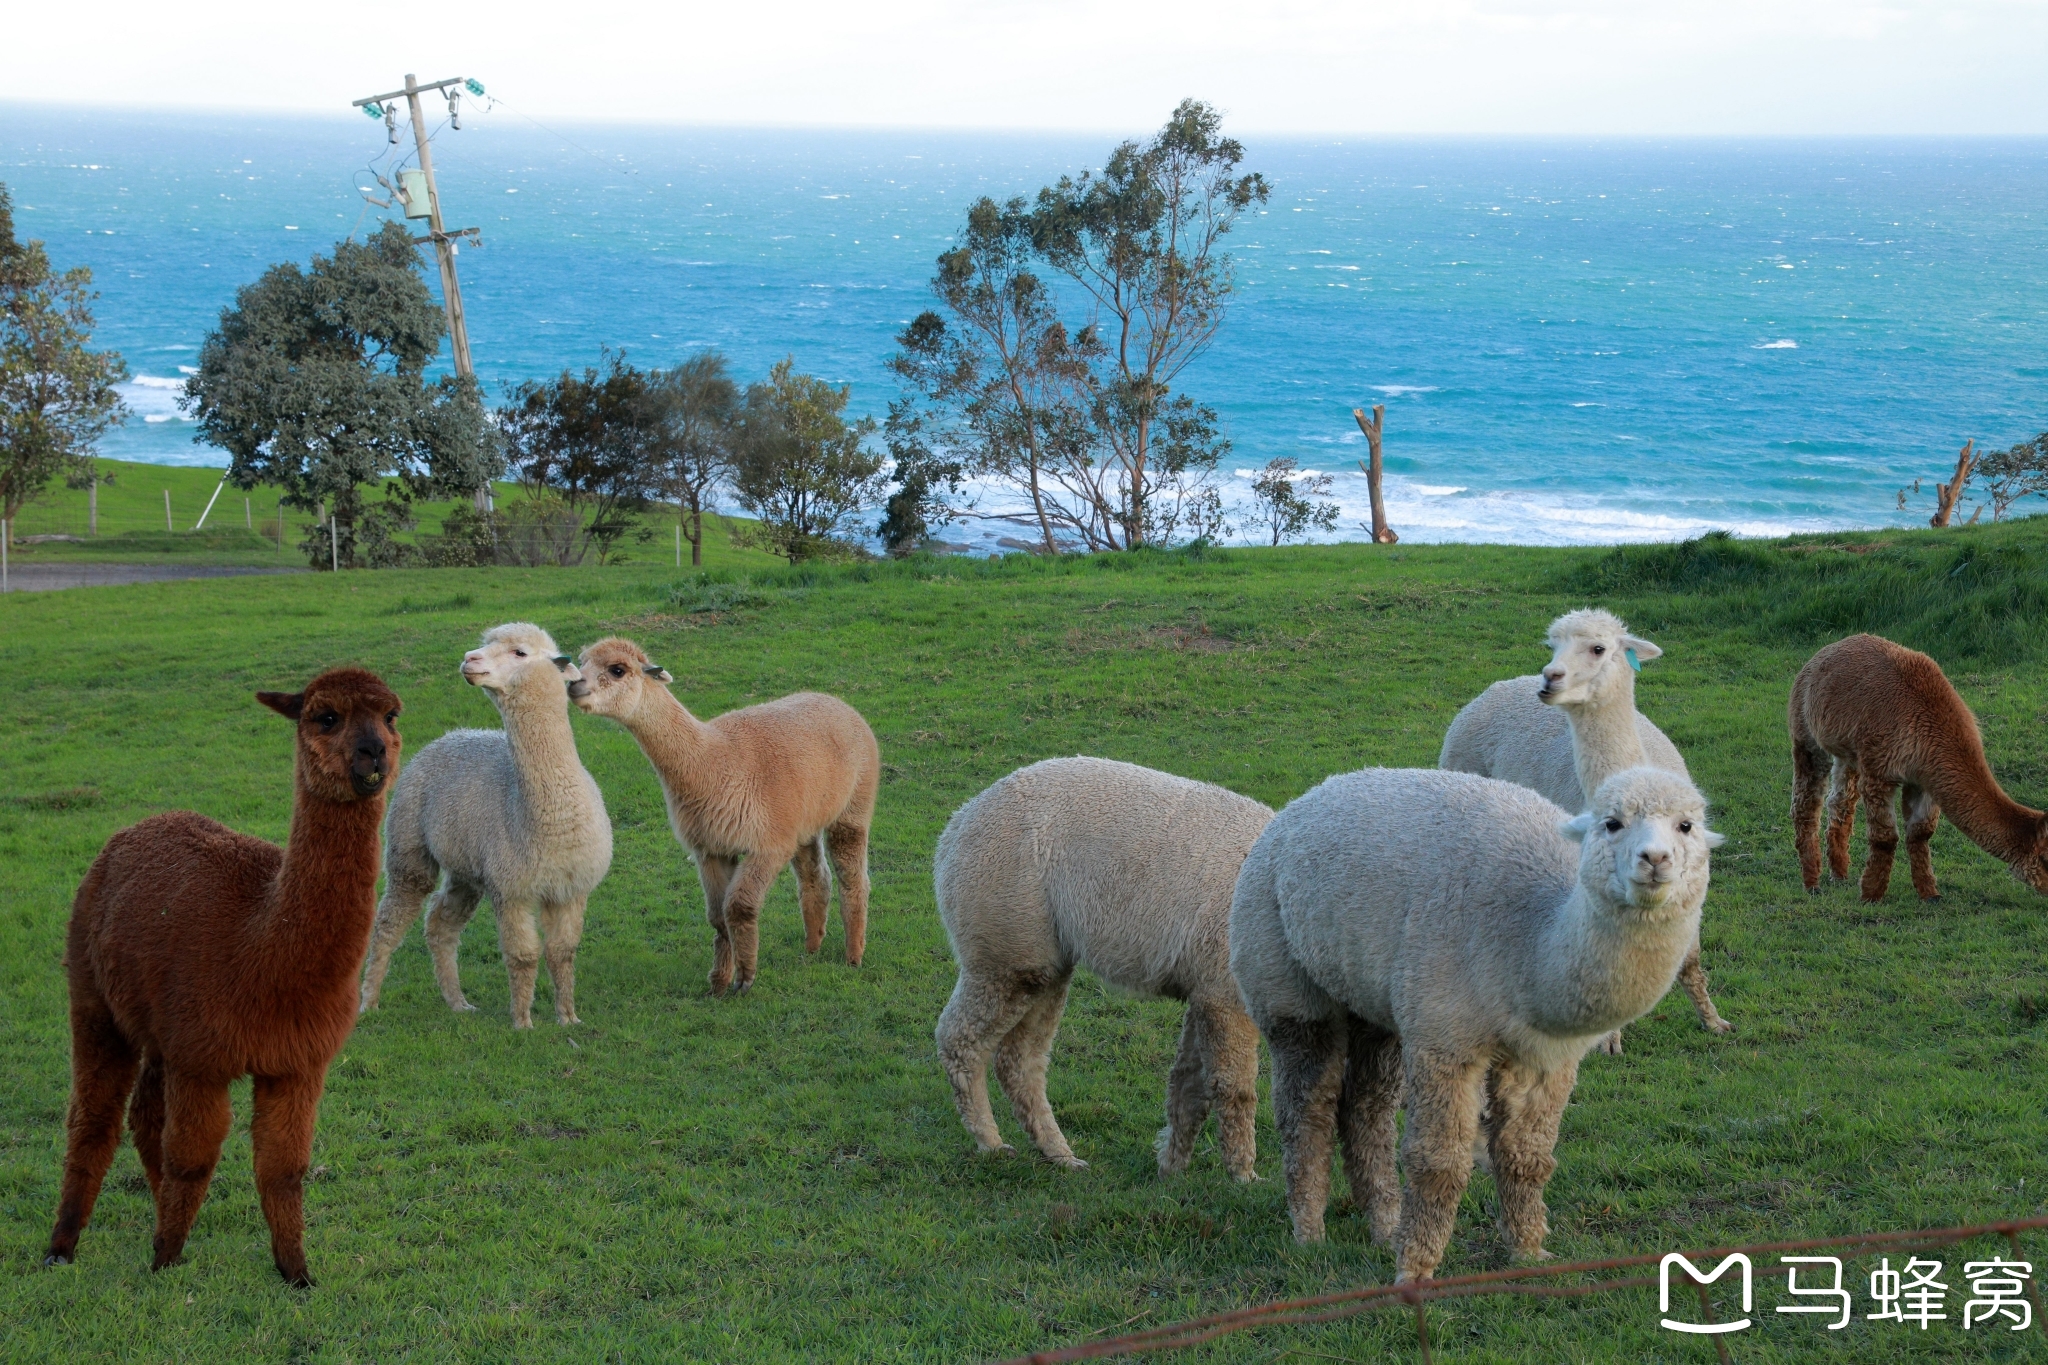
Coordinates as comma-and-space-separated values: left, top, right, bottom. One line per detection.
46, 669, 401, 1286
1790, 633, 2048, 900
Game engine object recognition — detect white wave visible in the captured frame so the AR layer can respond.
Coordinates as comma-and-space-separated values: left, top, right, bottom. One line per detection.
1372, 384, 1439, 396
177, 365, 199, 375
1755, 339, 1798, 349
144, 414, 175, 423
1411, 484, 1467, 496
1571, 402, 1603, 408
130, 375, 186, 390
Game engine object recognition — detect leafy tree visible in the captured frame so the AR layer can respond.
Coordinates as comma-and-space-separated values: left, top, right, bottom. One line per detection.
888, 197, 1101, 553
499, 349, 664, 566
0, 183, 129, 527
732, 357, 885, 563
1249, 456, 1340, 546
1979, 435, 2048, 521
183, 221, 497, 569
1032, 99, 1269, 546
876, 396, 967, 556
648, 351, 739, 567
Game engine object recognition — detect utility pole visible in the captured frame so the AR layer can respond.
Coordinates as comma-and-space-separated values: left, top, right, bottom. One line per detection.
352, 73, 494, 511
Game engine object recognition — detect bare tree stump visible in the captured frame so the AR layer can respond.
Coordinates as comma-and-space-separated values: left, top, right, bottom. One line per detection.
1352, 405, 1398, 544
1931, 440, 1976, 527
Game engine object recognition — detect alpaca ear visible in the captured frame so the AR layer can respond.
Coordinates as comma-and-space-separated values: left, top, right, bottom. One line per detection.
256, 691, 305, 720
1702, 827, 1726, 849
1620, 634, 1662, 662
1560, 812, 1595, 843
552, 655, 573, 671
643, 664, 674, 683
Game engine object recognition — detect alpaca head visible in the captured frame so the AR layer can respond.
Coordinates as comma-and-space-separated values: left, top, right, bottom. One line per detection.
1537, 609, 1662, 709
459, 623, 580, 700
1562, 767, 1721, 914
2017, 822, 2048, 895
570, 636, 674, 719
256, 667, 403, 803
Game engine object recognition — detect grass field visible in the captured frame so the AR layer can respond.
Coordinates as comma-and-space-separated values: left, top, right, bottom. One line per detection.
3, 459, 764, 571
2, 523, 2046, 1362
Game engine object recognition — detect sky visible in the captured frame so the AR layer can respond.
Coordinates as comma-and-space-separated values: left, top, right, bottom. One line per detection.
4, 0, 2046, 135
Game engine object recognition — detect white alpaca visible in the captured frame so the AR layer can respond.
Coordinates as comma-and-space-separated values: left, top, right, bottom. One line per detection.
1230, 766, 1720, 1280
1439, 608, 1729, 1047
359, 623, 613, 1028
934, 757, 1272, 1177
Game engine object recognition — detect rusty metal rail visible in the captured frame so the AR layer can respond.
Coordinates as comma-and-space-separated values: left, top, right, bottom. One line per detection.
994, 1214, 2048, 1364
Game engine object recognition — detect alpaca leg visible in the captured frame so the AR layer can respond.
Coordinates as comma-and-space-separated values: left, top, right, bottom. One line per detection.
935, 973, 1040, 1156
1902, 785, 1943, 901
1791, 742, 1829, 893
423, 881, 483, 1013
250, 1072, 324, 1287
1209, 1003, 1263, 1184
497, 902, 543, 1029
1338, 1014, 1404, 1248
1824, 760, 1860, 882
696, 854, 737, 995
1485, 1060, 1576, 1263
1859, 776, 1900, 902
129, 1055, 167, 1201
825, 819, 871, 967
1267, 1015, 1346, 1245
1678, 937, 1734, 1034
1157, 1003, 1213, 1177
359, 865, 435, 1013
540, 897, 587, 1026
1397, 1051, 1485, 1282
718, 852, 790, 994
791, 838, 830, 955
994, 981, 1084, 1169
150, 1072, 233, 1271
45, 997, 138, 1266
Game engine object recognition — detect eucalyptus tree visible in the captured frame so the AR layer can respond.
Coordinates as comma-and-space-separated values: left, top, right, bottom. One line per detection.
1032, 99, 1268, 546
649, 350, 739, 567
183, 222, 497, 568
0, 184, 129, 529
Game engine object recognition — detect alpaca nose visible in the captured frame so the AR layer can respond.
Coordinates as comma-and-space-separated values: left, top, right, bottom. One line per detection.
357, 736, 387, 763
1638, 847, 1672, 871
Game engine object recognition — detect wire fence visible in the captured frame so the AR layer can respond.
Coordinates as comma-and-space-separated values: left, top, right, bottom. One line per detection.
994, 1215, 2048, 1364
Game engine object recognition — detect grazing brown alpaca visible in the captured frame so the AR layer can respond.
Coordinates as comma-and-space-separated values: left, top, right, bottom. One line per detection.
1790, 634, 2048, 901
45, 669, 401, 1286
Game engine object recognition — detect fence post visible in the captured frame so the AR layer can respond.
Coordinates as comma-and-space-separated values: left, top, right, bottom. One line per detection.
2, 517, 9, 593
330, 516, 339, 573
163, 489, 172, 532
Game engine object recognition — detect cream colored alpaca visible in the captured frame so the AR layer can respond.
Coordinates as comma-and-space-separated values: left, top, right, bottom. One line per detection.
1441, 608, 1728, 1050
360, 623, 612, 1028
572, 636, 879, 994
933, 757, 1272, 1177
1230, 766, 1720, 1279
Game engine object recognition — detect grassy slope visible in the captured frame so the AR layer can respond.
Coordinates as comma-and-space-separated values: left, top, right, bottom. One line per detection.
2, 524, 2045, 1363
5, 459, 759, 571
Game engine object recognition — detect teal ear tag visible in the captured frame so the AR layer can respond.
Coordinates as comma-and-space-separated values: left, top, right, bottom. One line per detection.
1625, 647, 1641, 672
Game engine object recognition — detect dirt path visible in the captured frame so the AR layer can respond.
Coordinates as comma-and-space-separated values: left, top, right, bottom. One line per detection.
0, 563, 311, 593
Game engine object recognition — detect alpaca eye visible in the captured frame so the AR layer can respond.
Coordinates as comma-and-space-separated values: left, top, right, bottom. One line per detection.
1591, 645, 1606, 655
610, 664, 627, 678
1678, 820, 1693, 834
514, 649, 528, 657
317, 712, 340, 731
385, 711, 399, 725
1603, 817, 1622, 833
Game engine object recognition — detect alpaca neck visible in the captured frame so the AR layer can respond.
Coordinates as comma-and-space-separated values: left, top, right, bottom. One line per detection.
496, 684, 589, 821
615, 689, 712, 799
1525, 886, 1693, 1039
267, 782, 386, 985
1561, 677, 1646, 811
1929, 748, 2047, 865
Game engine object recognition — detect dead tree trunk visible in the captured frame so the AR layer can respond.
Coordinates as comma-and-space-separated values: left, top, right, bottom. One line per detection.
1930, 440, 1976, 527
1352, 405, 1398, 544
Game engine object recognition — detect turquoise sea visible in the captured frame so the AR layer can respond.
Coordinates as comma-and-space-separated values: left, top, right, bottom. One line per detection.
4, 105, 2044, 547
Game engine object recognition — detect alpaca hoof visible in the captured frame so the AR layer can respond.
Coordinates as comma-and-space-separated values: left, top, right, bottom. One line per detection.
279, 1267, 315, 1289
1598, 1032, 1625, 1057
450, 999, 477, 1013
979, 1142, 1018, 1159
1920, 893, 1943, 902
1049, 1154, 1088, 1171
1705, 1018, 1736, 1035
1510, 1247, 1556, 1266
42, 1252, 71, 1268
1233, 1169, 1265, 1184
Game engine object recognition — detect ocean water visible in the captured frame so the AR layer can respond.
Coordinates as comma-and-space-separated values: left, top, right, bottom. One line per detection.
4, 105, 2045, 547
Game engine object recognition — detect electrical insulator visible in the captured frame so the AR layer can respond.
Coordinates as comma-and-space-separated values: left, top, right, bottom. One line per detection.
384, 107, 399, 145
362, 101, 383, 121
464, 78, 485, 97
447, 88, 461, 130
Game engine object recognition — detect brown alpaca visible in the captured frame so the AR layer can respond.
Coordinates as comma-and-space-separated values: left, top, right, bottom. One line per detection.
1790, 634, 2048, 901
571, 637, 880, 994
44, 669, 401, 1286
